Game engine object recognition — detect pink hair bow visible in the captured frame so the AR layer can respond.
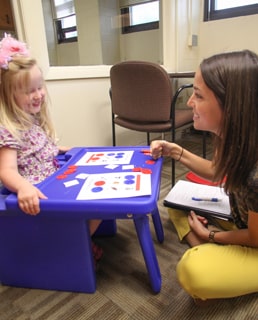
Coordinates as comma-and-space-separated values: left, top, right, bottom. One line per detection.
0, 33, 30, 69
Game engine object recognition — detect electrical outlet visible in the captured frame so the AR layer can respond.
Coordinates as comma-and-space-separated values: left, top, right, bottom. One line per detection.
188, 34, 198, 47
192, 34, 198, 46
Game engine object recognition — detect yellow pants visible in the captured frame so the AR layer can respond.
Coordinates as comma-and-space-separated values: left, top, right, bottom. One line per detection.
168, 208, 258, 300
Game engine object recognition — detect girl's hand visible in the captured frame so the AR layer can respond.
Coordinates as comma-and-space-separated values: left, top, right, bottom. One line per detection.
17, 183, 47, 215
58, 146, 70, 154
188, 210, 209, 241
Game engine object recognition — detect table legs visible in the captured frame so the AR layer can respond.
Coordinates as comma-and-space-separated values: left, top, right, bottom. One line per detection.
151, 206, 164, 243
0, 212, 162, 293
133, 215, 162, 293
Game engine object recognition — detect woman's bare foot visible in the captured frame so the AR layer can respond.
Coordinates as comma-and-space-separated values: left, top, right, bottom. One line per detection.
194, 298, 220, 307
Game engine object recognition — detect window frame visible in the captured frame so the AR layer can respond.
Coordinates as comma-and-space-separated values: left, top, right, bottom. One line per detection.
121, 2, 159, 35
51, 0, 78, 44
204, 0, 258, 21
54, 14, 77, 44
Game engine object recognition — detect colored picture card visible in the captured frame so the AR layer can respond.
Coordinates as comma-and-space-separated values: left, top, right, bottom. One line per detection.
75, 151, 134, 166
76, 172, 151, 200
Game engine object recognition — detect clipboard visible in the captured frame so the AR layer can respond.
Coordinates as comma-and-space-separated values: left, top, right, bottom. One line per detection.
163, 180, 232, 221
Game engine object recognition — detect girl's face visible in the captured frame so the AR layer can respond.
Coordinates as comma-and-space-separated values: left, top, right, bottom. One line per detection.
187, 68, 223, 135
14, 64, 45, 115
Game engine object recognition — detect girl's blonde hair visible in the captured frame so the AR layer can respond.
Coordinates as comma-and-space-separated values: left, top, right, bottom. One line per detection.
0, 56, 56, 142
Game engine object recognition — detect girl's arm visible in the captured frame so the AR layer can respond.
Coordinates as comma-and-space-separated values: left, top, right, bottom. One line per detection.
150, 140, 215, 180
0, 147, 47, 215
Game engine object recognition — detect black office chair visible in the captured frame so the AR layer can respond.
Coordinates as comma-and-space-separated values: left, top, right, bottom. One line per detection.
109, 61, 205, 186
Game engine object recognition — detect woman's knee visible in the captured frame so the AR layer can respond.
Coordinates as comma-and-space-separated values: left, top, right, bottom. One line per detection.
176, 244, 258, 299
176, 246, 207, 298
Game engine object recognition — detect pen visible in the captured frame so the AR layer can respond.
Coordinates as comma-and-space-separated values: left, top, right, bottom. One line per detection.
192, 197, 222, 202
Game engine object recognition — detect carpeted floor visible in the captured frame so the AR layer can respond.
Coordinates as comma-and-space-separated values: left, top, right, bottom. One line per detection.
1, 130, 258, 320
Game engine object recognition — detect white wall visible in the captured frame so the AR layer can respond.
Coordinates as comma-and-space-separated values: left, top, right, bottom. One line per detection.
99, 0, 121, 65
199, 3, 258, 59
44, 0, 160, 66
120, 29, 161, 64
47, 78, 112, 146
12, 0, 258, 148
76, 1, 103, 65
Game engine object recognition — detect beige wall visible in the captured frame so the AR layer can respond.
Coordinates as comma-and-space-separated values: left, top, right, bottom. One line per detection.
199, 13, 258, 59
12, 0, 258, 147
47, 77, 150, 147
42, 0, 158, 66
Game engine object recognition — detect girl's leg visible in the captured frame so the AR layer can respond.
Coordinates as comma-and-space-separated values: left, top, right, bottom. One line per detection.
89, 219, 102, 236
89, 220, 103, 267
177, 243, 258, 300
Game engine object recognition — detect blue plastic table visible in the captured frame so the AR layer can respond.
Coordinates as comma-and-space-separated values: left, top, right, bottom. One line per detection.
0, 146, 164, 293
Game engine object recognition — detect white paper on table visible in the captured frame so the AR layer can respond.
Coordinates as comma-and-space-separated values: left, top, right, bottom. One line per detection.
75, 151, 134, 166
76, 172, 151, 200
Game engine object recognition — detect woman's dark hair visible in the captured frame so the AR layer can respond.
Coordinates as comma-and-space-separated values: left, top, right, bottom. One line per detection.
200, 50, 258, 193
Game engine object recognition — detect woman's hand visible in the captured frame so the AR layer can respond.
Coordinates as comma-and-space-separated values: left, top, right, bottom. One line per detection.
188, 211, 209, 241
17, 181, 47, 215
150, 140, 174, 159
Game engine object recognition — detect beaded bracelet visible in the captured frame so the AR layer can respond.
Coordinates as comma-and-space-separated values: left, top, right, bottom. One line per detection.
177, 147, 184, 161
209, 230, 220, 243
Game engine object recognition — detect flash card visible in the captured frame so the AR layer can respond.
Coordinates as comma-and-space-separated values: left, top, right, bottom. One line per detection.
64, 179, 80, 187
76, 172, 151, 200
75, 151, 134, 166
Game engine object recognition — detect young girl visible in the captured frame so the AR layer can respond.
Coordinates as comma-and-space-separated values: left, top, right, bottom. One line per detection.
0, 34, 102, 261
151, 50, 258, 304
